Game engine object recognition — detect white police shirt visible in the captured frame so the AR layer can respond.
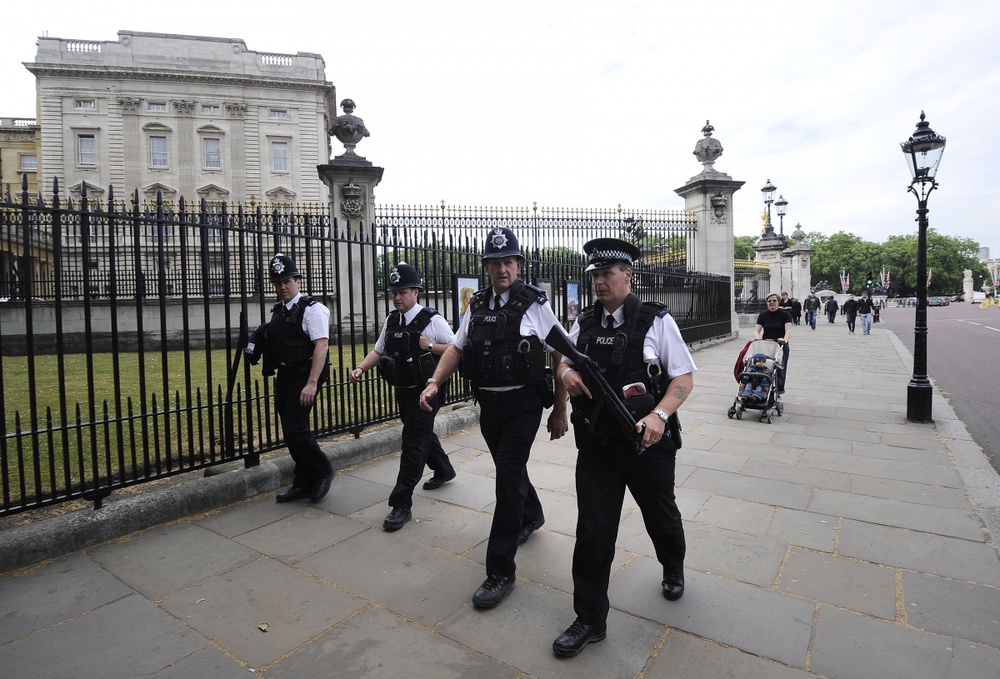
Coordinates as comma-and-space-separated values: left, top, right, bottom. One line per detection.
374, 303, 455, 354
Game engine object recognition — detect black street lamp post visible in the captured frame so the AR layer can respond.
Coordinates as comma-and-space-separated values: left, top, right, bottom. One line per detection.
901, 111, 946, 423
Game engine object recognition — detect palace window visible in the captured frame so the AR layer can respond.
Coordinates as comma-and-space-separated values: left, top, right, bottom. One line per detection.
20, 155, 37, 171
78, 134, 96, 166
271, 140, 289, 172
202, 105, 220, 114
148, 102, 167, 112
270, 110, 289, 118
76, 100, 96, 109
150, 136, 168, 168
203, 138, 222, 169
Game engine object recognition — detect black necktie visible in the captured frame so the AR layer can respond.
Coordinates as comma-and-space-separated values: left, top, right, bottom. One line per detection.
495, 296, 504, 311
606, 315, 615, 330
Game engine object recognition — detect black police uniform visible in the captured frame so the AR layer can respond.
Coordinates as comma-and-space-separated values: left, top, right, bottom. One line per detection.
569, 294, 685, 627
380, 306, 455, 511
267, 288, 333, 495
464, 278, 549, 579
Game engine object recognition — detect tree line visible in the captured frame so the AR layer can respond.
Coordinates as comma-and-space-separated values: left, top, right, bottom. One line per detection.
734, 230, 989, 297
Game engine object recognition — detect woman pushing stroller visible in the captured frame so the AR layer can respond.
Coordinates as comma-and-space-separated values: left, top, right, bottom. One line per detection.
755, 293, 791, 393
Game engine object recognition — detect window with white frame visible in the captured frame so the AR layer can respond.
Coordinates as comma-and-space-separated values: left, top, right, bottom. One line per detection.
150, 136, 168, 168
148, 102, 167, 112
20, 155, 37, 171
271, 140, 289, 172
202, 105, 220, 114
78, 134, 96, 166
203, 137, 222, 169
270, 109, 288, 118
76, 100, 96, 109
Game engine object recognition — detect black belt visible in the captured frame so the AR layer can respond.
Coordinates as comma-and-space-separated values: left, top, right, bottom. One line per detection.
475, 385, 532, 402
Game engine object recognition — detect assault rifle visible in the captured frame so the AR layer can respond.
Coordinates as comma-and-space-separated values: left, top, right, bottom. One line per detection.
544, 327, 646, 455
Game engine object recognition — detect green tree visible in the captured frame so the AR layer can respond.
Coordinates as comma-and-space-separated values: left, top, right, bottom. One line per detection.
733, 235, 757, 261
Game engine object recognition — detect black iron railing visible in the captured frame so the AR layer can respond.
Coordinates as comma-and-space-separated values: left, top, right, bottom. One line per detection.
1, 179, 729, 516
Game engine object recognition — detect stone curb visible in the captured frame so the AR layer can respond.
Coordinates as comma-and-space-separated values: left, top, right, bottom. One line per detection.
0, 403, 481, 574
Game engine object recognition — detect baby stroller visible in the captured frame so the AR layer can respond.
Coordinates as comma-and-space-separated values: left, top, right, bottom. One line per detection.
727, 339, 784, 424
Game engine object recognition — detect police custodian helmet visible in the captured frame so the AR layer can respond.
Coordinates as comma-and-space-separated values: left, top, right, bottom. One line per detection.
387, 262, 423, 292
269, 253, 301, 284
481, 226, 522, 261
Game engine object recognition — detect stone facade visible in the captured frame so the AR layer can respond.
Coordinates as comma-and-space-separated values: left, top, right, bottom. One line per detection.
24, 31, 336, 205
0, 117, 40, 200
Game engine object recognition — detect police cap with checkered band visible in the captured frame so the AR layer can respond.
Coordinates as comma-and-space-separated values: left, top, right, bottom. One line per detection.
583, 238, 641, 272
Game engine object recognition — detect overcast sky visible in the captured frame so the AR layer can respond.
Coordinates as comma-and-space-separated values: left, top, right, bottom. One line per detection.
4, 0, 998, 256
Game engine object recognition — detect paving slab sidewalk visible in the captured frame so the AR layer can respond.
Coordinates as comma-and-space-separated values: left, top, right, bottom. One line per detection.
2, 324, 999, 679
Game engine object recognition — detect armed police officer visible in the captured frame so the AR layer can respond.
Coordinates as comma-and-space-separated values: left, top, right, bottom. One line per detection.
351, 262, 457, 532
266, 253, 336, 504
551, 238, 697, 658
419, 226, 568, 610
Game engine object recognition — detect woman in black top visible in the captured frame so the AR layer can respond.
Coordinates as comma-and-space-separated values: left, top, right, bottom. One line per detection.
754, 293, 792, 392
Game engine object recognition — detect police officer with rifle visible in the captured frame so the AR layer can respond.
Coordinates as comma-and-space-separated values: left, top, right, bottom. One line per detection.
351, 263, 457, 532
419, 226, 568, 610
550, 238, 697, 658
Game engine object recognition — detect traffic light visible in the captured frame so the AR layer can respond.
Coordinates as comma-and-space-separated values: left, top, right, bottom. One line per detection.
865, 270, 874, 288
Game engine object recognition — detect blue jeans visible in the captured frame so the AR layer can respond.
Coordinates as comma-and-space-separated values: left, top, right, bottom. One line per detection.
805, 310, 817, 329
860, 313, 873, 334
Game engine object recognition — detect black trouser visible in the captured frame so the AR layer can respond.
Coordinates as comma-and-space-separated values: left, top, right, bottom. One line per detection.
845, 312, 857, 332
388, 385, 455, 511
477, 387, 544, 578
275, 365, 333, 490
572, 438, 683, 627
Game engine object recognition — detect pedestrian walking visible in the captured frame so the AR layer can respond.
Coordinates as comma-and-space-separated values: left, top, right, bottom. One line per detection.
351, 262, 457, 532
842, 294, 859, 334
552, 238, 696, 658
858, 291, 876, 335
825, 296, 839, 323
790, 297, 802, 326
755, 293, 791, 393
419, 227, 568, 610
264, 253, 335, 504
803, 292, 820, 330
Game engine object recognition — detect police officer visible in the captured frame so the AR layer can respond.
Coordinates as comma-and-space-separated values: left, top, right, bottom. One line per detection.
266, 253, 336, 503
419, 226, 568, 609
350, 262, 457, 532
552, 238, 697, 658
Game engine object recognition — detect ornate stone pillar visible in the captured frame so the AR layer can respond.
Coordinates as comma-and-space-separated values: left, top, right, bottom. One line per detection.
780, 223, 813, 301
674, 121, 746, 335
317, 99, 383, 334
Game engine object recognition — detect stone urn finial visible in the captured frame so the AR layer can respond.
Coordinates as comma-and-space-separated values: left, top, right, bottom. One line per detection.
693, 120, 724, 171
330, 98, 370, 157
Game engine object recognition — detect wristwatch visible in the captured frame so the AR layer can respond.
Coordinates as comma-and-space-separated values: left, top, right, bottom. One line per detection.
652, 408, 670, 423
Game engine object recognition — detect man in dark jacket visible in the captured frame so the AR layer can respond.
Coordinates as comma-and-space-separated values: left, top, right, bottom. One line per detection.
803, 292, 821, 330
825, 297, 839, 323
841, 294, 859, 333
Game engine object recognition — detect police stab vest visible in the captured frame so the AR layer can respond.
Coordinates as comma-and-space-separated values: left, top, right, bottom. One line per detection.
570, 293, 669, 446
464, 279, 547, 387
378, 307, 440, 387
266, 296, 320, 367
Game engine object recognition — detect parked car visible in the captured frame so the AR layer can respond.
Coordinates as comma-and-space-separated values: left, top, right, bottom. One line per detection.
952, 294, 965, 302
928, 296, 951, 306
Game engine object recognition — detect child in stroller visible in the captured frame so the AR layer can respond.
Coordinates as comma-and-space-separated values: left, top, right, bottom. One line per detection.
739, 353, 772, 403
728, 339, 784, 423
